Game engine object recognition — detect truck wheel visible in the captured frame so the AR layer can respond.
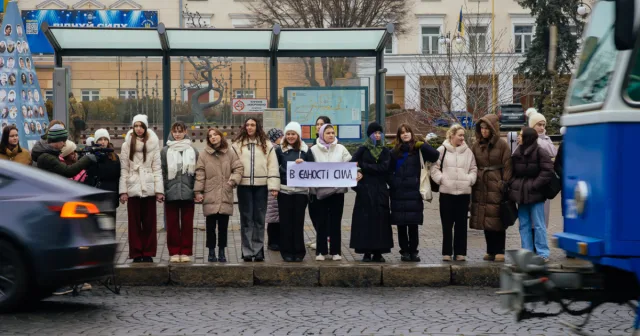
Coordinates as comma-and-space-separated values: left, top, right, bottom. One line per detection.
0, 239, 29, 313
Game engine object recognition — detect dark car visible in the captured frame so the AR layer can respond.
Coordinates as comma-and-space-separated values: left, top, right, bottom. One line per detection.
497, 104, 527, 130
0, 159, 117, 312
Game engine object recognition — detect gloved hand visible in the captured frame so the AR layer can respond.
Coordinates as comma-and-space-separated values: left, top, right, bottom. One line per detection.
85, 153, 97, 163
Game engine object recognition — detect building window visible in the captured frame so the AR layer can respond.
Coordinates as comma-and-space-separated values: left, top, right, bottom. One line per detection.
385, 90, 394, 104
468, 26, 488, 53
45, 90, 53, 101
385, 38, 393, 54
514, 25, 533, 53
234, 89, 255, 98
119, 90, 137, 99
81, 90, 100, 102
421, 27, 440, 55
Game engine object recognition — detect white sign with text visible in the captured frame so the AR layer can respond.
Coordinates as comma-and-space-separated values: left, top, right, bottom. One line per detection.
286, 162, 357, 187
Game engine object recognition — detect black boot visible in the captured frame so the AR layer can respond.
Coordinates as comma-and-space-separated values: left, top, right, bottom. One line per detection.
400, 253, 411, 262
218, 247, 226, 263
372, 253, 385, 262
362, 253, 372, 262
208, 249, 217, 262
410, 253, 421, 262
254, 248, 265, 262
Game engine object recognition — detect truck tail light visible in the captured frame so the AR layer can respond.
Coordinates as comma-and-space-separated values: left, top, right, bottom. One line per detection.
48, 201, 100, 218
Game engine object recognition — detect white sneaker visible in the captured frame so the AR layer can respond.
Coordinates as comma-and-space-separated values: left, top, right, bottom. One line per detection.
315, 255, 325, 261
310, 243, 317, 250
170, 255, 181, 263
80, 283, 92, 291
332, 255, 342, 261
180, 255, 191, 262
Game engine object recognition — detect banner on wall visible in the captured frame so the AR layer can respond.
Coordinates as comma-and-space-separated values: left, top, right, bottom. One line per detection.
0, 1, 50, 150
21, 9, 158, 54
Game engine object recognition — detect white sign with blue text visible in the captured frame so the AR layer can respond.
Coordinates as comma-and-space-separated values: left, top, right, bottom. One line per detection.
286, 162, 357, 188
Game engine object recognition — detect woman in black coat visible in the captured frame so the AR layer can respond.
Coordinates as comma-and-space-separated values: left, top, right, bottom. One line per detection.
83, 129, 121, 210
388, 124, 440, 262
350, 122, 393, 262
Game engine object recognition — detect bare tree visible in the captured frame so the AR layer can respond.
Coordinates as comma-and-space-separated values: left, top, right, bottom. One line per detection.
246, 0, 411, 87
405, 3, 537, 137
181, 5, 231, 123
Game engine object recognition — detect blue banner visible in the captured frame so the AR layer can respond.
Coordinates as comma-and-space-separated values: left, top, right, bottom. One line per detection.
21, 9, 158, 54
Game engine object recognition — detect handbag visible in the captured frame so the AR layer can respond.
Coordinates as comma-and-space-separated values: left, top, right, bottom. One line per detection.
430, 148, 446, 192
315, 187, 347, 200
418, 149, 433, 202
483, 165, 518, 228
543, 172, 562, 200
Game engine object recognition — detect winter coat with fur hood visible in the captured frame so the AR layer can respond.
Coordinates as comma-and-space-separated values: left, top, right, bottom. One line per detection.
119, 129, 163, 198
431, 139, 478, 195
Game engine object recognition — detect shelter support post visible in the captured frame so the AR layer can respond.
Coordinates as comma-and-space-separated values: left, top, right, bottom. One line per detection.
375, 51, 386, 128
269, 54, 278, 109
162, 53, 171, 143
53, 52, 68, 126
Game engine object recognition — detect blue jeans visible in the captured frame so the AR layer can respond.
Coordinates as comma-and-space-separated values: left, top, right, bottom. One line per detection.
518, 202, 550, 258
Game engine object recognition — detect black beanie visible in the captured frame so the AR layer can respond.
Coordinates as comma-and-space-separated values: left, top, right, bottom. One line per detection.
366, 122, 383, 137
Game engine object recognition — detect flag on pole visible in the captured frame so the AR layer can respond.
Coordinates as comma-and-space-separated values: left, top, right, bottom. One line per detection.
457, 7, 465, 36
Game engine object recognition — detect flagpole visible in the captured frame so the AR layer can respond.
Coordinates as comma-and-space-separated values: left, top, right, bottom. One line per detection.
491, 0, 497, 113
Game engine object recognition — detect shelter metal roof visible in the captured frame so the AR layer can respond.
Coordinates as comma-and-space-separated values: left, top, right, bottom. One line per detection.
42, 23, 394, 58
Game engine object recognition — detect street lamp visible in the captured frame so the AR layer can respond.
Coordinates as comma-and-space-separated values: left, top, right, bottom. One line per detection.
577, 2, 591, 17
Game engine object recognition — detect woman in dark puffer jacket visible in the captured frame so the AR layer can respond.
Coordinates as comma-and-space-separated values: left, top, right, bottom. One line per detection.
388, 123, 439, 262
508, 127, 554, 261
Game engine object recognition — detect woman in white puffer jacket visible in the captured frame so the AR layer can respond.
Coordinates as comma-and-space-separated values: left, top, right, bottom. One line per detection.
119, 114, 164, 263
431, 124, 477, 262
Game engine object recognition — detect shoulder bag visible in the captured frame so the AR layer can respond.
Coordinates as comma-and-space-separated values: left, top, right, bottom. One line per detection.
483, 165, 518, 229
418, 149, 433, 202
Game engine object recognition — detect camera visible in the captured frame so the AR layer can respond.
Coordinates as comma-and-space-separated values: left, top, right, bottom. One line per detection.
76, 143, 114, 160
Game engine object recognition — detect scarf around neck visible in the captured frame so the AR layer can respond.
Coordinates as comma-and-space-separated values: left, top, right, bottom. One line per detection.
364, 136, 384, 161
166, 139, 196, 180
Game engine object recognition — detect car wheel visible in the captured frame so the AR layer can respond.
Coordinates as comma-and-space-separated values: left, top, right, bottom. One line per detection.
0, 239, 29, 313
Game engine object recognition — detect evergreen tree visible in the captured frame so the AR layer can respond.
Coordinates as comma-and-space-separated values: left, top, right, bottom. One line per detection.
517, 0, 585, 120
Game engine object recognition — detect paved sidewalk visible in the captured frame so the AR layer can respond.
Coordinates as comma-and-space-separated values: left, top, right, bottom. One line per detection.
115, 192, 578, 266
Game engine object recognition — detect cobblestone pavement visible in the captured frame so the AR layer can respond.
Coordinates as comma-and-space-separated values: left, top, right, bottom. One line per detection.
0, 287, 634, 336
115, 194, 578, 266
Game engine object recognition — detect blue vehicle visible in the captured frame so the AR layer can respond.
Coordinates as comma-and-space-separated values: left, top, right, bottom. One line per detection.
499, 1, 640, 334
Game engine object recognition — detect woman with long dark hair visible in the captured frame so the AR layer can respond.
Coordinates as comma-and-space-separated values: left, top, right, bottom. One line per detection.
508, 127, 554, 262
0, 125, 31, 165
119, 114, 164, 263
195, 128, 243, 263
232, 118, 280, 262
388, 124, 439, 262
83, 128, 120, 210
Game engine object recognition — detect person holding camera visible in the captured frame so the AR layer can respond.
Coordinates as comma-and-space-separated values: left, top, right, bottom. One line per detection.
83, 129, 121, 210
31, 124, 96, 177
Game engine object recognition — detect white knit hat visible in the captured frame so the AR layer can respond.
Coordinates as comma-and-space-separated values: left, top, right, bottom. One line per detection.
526, 108, 546, 128
60, 140, 77, 158
132, 114, 149, 128
85, 137, 95, 146
94, 128, 110, 142
284, 121, 302, 138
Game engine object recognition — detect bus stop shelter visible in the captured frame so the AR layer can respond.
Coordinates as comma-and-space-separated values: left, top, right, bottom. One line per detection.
42, 22, 394, 142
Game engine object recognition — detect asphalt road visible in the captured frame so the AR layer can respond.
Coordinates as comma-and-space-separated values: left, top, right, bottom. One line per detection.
0, 287, 634, 336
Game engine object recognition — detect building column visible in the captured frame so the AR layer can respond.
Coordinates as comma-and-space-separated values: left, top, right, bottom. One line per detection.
404, 73, 420, 111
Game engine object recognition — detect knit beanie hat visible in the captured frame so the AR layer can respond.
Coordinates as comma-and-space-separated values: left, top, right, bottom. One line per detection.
94, 128, 110, 142
266, 128, 284, 143
526, 108, 546, 128
60, 140, 77, 158
85, 137, 95, 146
366, 122, 383, 137
284, 122, 302, 139
47, 124, 68, 143
132, 114, 149, 128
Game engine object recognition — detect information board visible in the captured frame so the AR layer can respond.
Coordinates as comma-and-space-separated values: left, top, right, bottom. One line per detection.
284, 87, 368, 141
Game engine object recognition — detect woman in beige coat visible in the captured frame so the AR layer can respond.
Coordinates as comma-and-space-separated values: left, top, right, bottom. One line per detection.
431, 124, 477, 262
194, 128, 243, 263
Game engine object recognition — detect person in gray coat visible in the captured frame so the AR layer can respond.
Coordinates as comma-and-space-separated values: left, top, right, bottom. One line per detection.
266, 128, 283, 251
161, 122, 199, 263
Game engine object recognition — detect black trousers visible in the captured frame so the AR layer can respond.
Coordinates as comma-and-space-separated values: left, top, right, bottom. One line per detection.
308, 195, 321, 231
484, 230, 506, 255
278, 193, 308, 259
440, 193, 470, 256
206, 214, 229, 249
267, 222, 280, 247
397, 225, 419, 254
311, 193, 344, 256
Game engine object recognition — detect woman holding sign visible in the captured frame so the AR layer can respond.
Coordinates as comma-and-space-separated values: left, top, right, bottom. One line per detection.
350, 122, 393, 262
275, 122, 315, 262
310, 123, 352, 261
233, 118, 280, 262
